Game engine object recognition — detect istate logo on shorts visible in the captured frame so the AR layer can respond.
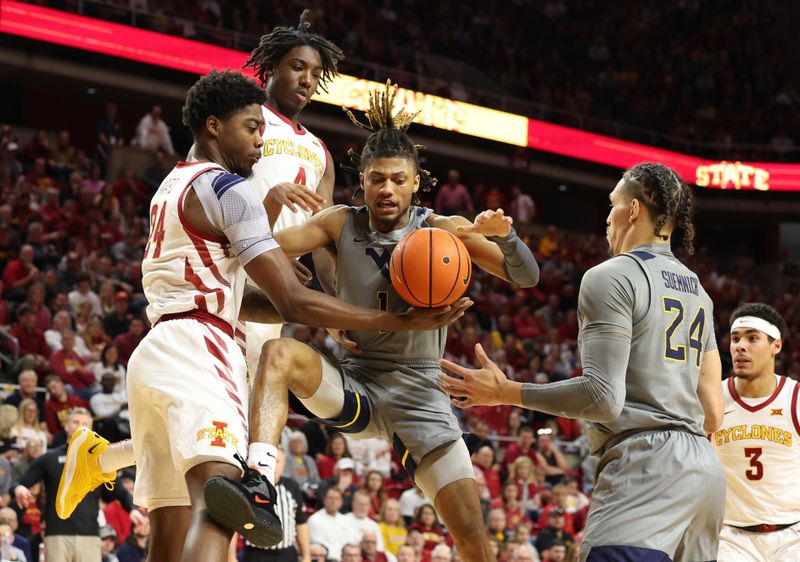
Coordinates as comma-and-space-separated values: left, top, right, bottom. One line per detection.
197, 421, 239, 448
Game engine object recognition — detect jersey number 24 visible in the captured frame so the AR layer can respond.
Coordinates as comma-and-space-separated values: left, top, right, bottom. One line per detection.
662, 297, 705, 366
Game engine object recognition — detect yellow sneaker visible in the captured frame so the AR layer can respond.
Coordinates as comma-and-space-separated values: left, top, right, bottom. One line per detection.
56, 427, 116, 519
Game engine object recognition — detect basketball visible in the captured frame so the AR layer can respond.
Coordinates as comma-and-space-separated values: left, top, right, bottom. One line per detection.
390, 228, 472, 308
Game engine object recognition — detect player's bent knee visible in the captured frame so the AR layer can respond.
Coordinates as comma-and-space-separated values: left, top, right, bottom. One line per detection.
259, 338, 309, 376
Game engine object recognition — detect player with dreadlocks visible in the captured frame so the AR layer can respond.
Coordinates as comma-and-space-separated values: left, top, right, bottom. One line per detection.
205, 80, 539, 562
439, 163, 726, 561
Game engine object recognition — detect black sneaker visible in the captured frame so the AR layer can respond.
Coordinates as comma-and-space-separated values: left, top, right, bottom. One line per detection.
204, 453, 283, 548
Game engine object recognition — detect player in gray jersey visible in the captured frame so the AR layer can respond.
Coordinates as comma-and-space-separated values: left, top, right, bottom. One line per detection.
225, 83, 539, 562
439, 162, 725, 562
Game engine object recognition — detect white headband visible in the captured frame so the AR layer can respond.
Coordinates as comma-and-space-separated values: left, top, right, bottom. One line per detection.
731, 316, 781, 340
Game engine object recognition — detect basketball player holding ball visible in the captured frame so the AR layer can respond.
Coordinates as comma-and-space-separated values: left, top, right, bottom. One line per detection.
209, 82, 539, 562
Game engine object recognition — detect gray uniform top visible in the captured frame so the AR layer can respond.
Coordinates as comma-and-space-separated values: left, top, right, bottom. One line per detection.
519, 243, 717, 455
336, 206, 444, 363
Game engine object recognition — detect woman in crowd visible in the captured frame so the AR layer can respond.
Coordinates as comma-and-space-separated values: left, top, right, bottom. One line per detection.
10, 399, 47, 451
315, 432, 351, 480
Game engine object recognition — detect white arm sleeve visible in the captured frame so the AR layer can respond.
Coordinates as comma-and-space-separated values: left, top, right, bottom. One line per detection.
192, 170, 278, 266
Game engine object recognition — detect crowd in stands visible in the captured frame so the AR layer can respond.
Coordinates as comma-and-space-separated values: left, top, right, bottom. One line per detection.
35, 0, 799, 161
0, 95, 799, 561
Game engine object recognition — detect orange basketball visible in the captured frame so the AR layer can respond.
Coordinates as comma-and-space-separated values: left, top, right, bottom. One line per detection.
390, 228, 472, 308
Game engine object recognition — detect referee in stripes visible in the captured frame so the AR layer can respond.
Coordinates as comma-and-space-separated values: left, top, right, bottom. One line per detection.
244, 449, 311, 562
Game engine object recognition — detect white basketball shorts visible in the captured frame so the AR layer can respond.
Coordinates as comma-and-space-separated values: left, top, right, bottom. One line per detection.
127, 315, 249, 510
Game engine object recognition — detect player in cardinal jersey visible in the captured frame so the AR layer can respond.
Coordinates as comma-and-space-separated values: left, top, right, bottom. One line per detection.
713, 303, 800, 561
54, 71, 469, 562
237, 10, 344, 374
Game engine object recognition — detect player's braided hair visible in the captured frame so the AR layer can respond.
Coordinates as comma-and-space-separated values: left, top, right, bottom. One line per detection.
730, 303, 789, 342
621, 162, 696, 254
182, 70, 266, 137
243, 10, 344, 91
341, 80, 438, 199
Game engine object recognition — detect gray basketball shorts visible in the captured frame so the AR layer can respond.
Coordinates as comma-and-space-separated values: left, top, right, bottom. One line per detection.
289, 354, 463, 477
580, 430, 726, 562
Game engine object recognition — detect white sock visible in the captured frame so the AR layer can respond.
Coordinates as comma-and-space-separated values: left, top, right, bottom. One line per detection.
248, 442, 278, 484
98, 440, 136, 474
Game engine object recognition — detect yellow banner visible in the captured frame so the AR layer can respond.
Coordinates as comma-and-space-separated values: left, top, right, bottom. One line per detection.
314, 75, 529, 147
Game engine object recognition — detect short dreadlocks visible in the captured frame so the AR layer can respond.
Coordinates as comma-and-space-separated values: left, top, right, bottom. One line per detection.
342, 80, 438, 196
243, 10, 344, 91
621, 162, 696, 254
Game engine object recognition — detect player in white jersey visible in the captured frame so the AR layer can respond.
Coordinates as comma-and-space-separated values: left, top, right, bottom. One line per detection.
237, 10, 344, 374
713, 303, 800, 561
55, 71, 469, 562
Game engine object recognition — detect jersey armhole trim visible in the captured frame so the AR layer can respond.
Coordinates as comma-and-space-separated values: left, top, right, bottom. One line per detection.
177, 170, 227, 244
791, 381, 800, 435
618, 254, 650, 326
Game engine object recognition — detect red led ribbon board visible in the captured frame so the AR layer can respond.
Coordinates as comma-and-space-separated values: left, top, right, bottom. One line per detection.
4, 0, 800, 191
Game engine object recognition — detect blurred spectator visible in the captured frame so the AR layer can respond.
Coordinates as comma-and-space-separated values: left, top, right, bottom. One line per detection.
4, 371, 44, 415
97, 102, 124, 165
537, 486, 575, 537
115, 514, 149, 562
318, 458, 358, 514
430, 544, 452, 562
0, 521, 26, 562
89, 343, 127, 394
340, 544, 361, 562
513, 543, 539, 562
0, 508, 31, 562
434, 170, 473, 216
378, 499, 407, 557
489, 482, 531, 533
43, 375, 88, 439
486, 508, 508, 544
10, 306, 49, 376
342, 491, 384, 551
90, 373, 129, 442
9, 400, 47, 452
316, 432, 351, 480
396, 545, 415, 562
540, 538, 567, 562
360, 531, 387, 562
408, 504, 444, 553
359, 470, 385, 519
103, 291, 132, 339
398, 486, 426, 527
68, 273, 102, 319
48, 331, 96, 398
113, 318, 145, 367
534, 508, 573, 556
508, 185, 536, 232
535, 434, 567, 486
100, 525, 120, 562
307, 487, 358, 562
3, 246, 39, 303
51, 130, 77, 177
45, 311, 92, 359
285, 430, 321, 494
472, 445, 501, 499
141, 151, 170, 191
132, 106, 175, 155
538, 227, 559, 259
11, 439, 43, 484
81, 163, 107, 198
509, 456, 543, 519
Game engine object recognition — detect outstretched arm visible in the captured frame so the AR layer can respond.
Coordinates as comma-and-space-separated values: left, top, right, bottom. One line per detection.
430, 210, 539, 287
439, 265, 631, 423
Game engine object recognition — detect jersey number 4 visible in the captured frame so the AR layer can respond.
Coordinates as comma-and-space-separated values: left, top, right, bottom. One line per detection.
662, 297, 705, 366
144, 202, 167, 260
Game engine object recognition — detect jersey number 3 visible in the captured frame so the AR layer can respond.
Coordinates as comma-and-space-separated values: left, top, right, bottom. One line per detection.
144, 202, 167, 260
662, 297, 705, 366
745, 447, 763, 481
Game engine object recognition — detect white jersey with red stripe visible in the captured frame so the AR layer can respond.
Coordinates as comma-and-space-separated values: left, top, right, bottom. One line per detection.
711, 374, 800, 526
250, 104, 328, 232
237, 105, 329, 370
142, 161, 247, 329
